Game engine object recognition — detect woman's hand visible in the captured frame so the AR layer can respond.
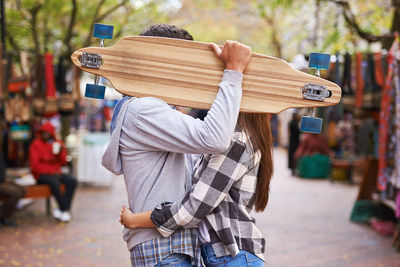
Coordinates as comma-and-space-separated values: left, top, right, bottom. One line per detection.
119, 206, 155, 229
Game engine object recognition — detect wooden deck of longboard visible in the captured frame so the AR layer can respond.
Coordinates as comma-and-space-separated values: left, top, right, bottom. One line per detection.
71, 36, 341, 113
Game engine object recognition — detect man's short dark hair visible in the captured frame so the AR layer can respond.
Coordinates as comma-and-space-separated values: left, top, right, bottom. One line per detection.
140, 24, 193, 41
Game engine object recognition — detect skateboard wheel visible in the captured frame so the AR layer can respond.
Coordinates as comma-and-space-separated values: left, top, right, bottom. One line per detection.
300, 116, 323, 134
93, 23, 114, 39
85, 84, 106, 99
309, 53, 331, 70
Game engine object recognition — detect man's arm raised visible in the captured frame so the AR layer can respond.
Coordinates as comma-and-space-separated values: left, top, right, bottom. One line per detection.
126, 41, 252, 154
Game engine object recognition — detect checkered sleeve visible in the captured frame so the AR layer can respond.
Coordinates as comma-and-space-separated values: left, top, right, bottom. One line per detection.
151, 140, 250, 237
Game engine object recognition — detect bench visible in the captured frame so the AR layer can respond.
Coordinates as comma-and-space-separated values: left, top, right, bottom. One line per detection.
0, 184, 65, 216
330, 158, 366, 183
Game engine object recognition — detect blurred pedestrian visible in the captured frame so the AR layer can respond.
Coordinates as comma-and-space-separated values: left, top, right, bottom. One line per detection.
294, 132, 331, 161
0, 153, 25, 227
29, 122, 77, 222
288, 112, 301, 173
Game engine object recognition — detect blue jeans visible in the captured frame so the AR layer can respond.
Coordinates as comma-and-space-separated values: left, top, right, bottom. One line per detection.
201, 244, 264, 267
154, 253, 193, 266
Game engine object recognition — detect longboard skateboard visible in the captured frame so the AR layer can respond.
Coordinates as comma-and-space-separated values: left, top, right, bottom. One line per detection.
71, 24, 342, 133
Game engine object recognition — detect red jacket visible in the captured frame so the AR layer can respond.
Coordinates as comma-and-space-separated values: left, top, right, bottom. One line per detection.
29, 122, 68, 179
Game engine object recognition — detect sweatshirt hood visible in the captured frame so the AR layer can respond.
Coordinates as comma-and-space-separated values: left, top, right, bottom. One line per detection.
102, 97, 134, 175
38, 122, 56, 139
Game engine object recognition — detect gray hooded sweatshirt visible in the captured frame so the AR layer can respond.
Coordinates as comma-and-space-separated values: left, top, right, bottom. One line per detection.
102, 70, 243, 250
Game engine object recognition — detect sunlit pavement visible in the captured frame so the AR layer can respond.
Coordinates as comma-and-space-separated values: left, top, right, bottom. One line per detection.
253, 148, 400, 267
1, 148, 399, 266
0, 181, 129, 266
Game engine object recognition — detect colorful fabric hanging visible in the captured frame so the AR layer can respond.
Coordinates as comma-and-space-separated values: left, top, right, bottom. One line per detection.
375, 52, 385, 88
341, 53, 354, 95
394, 58, 400, 188
355, 53, 365, 108
366, 53, 380, 92
334, 52, 341, 85
45, 53, 57, 98
377, 40, 398, 192
328, 52, 344, 121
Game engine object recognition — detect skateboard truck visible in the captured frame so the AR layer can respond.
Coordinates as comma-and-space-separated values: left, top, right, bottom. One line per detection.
300, 53, 331, 134
81, 52, 102, 69
83, 23, 114, 99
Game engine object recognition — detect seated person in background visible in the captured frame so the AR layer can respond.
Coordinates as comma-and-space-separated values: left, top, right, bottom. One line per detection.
293, 132, 332, 178
29, 122, 77, 222
294, 132, 331, 163
0, 154, 25, 227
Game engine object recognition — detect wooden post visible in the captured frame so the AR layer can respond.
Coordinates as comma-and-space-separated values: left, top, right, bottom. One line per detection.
0, 43, 4, 99
46, 197, 51, 216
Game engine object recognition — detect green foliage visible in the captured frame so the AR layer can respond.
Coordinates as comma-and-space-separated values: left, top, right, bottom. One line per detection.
167, 0, 395, 60
4, 0, 166, 56
4, 0, 396, 64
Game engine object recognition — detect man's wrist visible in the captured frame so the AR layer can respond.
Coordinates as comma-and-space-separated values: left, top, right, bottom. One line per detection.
225, 65, 243, 73
222, 70, 243, 87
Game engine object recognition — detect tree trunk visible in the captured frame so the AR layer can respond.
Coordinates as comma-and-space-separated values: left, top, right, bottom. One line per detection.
383, 0, 400, 49
30, 4, 43, 55
325, 0, 396, 49
313, 0, 321, 48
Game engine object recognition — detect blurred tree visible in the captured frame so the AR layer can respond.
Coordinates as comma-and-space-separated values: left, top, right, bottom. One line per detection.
4, 0, 397, 67
324, 0, 398, 50
168, 0, 396, 59
3, 0, 168, 101
5, 0, 166, 60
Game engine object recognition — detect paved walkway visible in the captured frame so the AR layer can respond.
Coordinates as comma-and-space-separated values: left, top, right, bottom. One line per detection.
253, 148, 400, 267
0, 148, 399, 266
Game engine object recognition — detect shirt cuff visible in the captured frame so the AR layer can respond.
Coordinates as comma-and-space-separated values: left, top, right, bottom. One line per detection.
150, 202, 173, 228
222, 70, 243, 87
150, 208, 175, 238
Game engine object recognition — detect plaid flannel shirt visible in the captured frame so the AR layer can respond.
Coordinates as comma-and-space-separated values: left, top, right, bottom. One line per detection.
151, 130, 266, 261
130, 228, 202, 266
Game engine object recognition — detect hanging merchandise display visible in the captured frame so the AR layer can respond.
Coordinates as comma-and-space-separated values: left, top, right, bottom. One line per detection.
377, 38, 398, 192
32, 54, 46, 114
366, 54, 380, 92
0, 44, 4, 100
57, 55, 74, 114
341, 53, 354, 95
328, 44, 400, 249
393, 50, 400, 192
43, 53, 58, 116
374, 52, 385, 89
355, 53, 364, 108
4, 92, 30, 123
58, 93, 74, 113
364, 53, 381, 109
384, 56, 400, 202
9, 124, 31, 141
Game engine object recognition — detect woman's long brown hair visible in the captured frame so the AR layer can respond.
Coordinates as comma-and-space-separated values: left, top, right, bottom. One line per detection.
237, 112, 273, 212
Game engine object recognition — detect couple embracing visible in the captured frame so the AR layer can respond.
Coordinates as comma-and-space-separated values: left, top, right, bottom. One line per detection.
102, 24, 273, 267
